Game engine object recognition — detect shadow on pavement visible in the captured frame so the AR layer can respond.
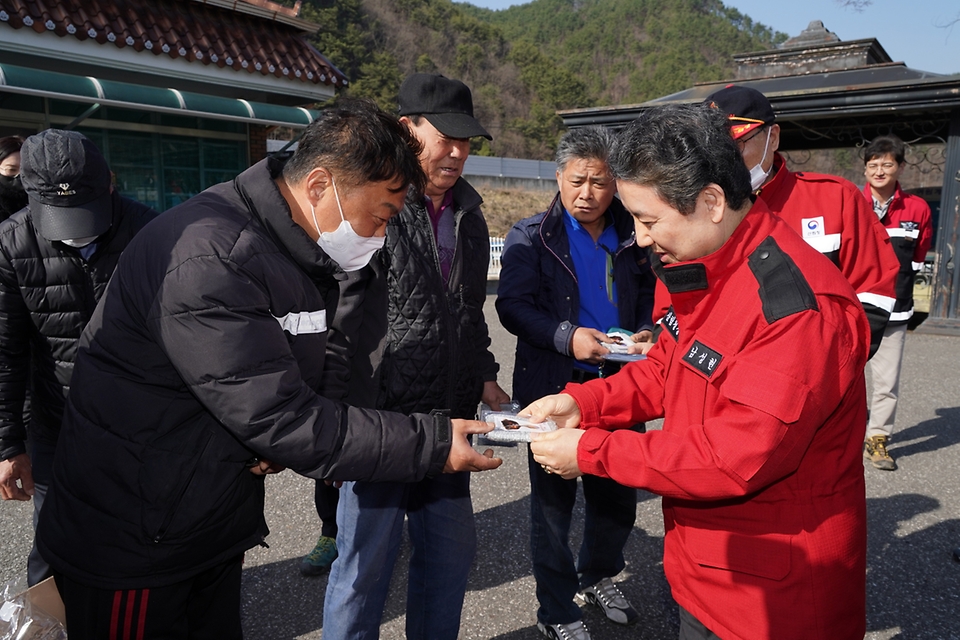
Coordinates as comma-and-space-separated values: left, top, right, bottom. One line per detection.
240, 557, 325, 639
865, 493, 960, 639
887, 406, 960, 462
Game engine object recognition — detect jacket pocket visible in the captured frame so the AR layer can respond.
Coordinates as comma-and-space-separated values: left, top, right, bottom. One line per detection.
682, 526, 792, 581
140, 428, 213, 543
721, 360, 809, 424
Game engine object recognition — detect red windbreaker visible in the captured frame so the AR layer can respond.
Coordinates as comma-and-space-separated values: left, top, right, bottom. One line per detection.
861, 182, 933, 323
761, 154, 898, 354
653, 154, 898, 357
566, 201, 869, 640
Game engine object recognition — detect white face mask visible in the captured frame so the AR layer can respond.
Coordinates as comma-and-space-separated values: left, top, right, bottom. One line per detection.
60, 235, 99, 248
310, 178, 384, 272
747, 127, 773, 191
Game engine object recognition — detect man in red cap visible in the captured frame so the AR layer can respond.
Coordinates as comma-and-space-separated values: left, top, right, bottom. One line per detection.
705, 85, 899, 357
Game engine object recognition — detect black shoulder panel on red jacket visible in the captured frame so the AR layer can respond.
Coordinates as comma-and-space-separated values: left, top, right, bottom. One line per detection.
747, 237, 819, 324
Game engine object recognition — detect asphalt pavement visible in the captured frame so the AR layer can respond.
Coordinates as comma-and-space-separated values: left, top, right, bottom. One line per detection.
2, 294, 959, 639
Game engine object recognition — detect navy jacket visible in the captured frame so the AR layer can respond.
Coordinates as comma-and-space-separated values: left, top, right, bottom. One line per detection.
496, 194, 656, 406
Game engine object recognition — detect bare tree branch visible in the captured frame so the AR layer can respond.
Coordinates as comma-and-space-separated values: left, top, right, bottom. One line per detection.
835, 0, 872, 11
933, 12, 960, 29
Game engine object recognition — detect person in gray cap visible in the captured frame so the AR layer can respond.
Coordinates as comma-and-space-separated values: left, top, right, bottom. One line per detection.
0, 128, 157, 585
323, 74, 510, 640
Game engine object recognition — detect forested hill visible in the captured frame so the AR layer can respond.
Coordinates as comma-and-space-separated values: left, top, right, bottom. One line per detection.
296, 0, 786, 159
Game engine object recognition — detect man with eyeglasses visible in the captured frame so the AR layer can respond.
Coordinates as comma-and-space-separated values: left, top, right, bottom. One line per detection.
860, 135, 932, 470
706, 85, 899, 358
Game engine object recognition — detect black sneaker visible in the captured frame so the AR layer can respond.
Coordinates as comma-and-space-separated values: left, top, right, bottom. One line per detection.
576, 577, 639, 626
537, 620, 591, 640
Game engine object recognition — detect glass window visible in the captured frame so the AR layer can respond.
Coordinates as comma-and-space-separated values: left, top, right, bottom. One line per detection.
74, 122, 246, 212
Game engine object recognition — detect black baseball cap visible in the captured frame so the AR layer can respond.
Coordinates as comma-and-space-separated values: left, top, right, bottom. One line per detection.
706, 85, 776, 140
20, 129, 113, 242
398, 73, 492, 140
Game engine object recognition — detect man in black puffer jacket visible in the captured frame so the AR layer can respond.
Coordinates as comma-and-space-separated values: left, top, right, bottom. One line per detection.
324, 74, 510, 640
35, 101, 500, 640
0, 129, 157, 586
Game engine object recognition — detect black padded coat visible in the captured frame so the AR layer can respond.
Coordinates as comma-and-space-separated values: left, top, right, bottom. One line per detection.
377, 178, 498, 419
0, 191, 156, 461
36, 158, 453, 589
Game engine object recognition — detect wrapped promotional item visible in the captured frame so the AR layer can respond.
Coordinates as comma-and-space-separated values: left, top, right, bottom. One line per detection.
480, 406, 558, 444
600, 328, 647, 364
0, 577, 66, 640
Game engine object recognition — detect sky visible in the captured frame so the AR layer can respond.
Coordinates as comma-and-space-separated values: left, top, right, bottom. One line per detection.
466, 0, 960, 76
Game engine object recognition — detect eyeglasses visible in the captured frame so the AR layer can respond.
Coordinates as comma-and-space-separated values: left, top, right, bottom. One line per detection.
735, 127, 765, 152
865, 162, 898, 173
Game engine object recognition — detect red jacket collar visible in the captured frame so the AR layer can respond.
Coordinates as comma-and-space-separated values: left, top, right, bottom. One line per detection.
658, 198, 778, 302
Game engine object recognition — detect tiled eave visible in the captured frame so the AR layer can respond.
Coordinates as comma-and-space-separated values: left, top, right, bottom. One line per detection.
0, 0, 347, 96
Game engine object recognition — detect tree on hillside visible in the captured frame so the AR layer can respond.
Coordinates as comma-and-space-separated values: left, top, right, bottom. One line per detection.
298, 0, 785, 159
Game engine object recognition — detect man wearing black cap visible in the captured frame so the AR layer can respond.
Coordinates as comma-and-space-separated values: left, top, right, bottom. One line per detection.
323, 74, 510, 640
0, 129, 157, 585
705, 85, 899, 358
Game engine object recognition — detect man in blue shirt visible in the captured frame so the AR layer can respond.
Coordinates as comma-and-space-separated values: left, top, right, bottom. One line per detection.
497, 126, 656, 640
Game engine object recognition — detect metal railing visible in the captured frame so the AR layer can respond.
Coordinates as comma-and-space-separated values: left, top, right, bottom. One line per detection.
488, 236, 505, 279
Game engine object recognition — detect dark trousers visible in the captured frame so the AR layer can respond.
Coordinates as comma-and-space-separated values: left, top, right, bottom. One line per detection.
678, 606, 721, 639
527, 446, 637, 625
28, 438, 55, 586
314, 480, 339, 539
55, 555, 243, 640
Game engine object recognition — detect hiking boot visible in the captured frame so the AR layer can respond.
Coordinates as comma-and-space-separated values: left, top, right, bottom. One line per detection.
864, 435, 897, 471
576, 576, 639, 626
537, 620, 591, 640
299, 535, 338, 577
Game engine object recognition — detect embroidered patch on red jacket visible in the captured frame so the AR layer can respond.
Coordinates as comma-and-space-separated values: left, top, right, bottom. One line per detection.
683, 340, 722, 377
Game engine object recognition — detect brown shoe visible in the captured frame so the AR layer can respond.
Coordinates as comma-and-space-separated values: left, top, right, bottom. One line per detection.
864, 435, 897, 471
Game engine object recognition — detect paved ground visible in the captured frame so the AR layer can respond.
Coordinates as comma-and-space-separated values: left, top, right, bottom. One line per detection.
2, 295, 960, 639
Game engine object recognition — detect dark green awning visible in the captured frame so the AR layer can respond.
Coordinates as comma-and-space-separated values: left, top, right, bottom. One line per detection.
0, 62, 320, 128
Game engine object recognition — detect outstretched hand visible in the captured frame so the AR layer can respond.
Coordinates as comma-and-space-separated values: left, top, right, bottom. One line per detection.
530, 428, 584, 479
519, 393, 582, 429
627, 329, 655, 355
445, 419, 503, 473
571, 327, 612, 364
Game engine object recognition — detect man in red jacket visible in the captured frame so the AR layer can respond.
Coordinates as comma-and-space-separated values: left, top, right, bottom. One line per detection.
527, 103, 869, 640
706, 85, 899, 357
860, 135, 933, 470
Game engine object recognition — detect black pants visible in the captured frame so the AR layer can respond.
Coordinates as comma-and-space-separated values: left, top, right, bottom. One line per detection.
678, 606, 721, 640
55, 555, 243, 640
314, 480, 339, 538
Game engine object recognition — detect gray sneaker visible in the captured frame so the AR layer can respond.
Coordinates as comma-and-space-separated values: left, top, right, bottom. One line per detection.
577, 577, 639, 626
537, 620, 592, 640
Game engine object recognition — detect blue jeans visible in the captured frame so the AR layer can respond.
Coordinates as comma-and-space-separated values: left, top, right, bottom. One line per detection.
322, 472, 476, 640
527, 446, 637, 625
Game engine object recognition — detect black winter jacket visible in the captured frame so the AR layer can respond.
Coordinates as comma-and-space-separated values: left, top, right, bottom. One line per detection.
37, 158, 452, 589
378, 178, 499, 419
0, 191, 156, 460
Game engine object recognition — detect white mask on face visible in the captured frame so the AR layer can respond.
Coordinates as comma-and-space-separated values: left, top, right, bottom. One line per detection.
747, 127, 773, 191
60, 235, 99, 248
311, 178, 384, 272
